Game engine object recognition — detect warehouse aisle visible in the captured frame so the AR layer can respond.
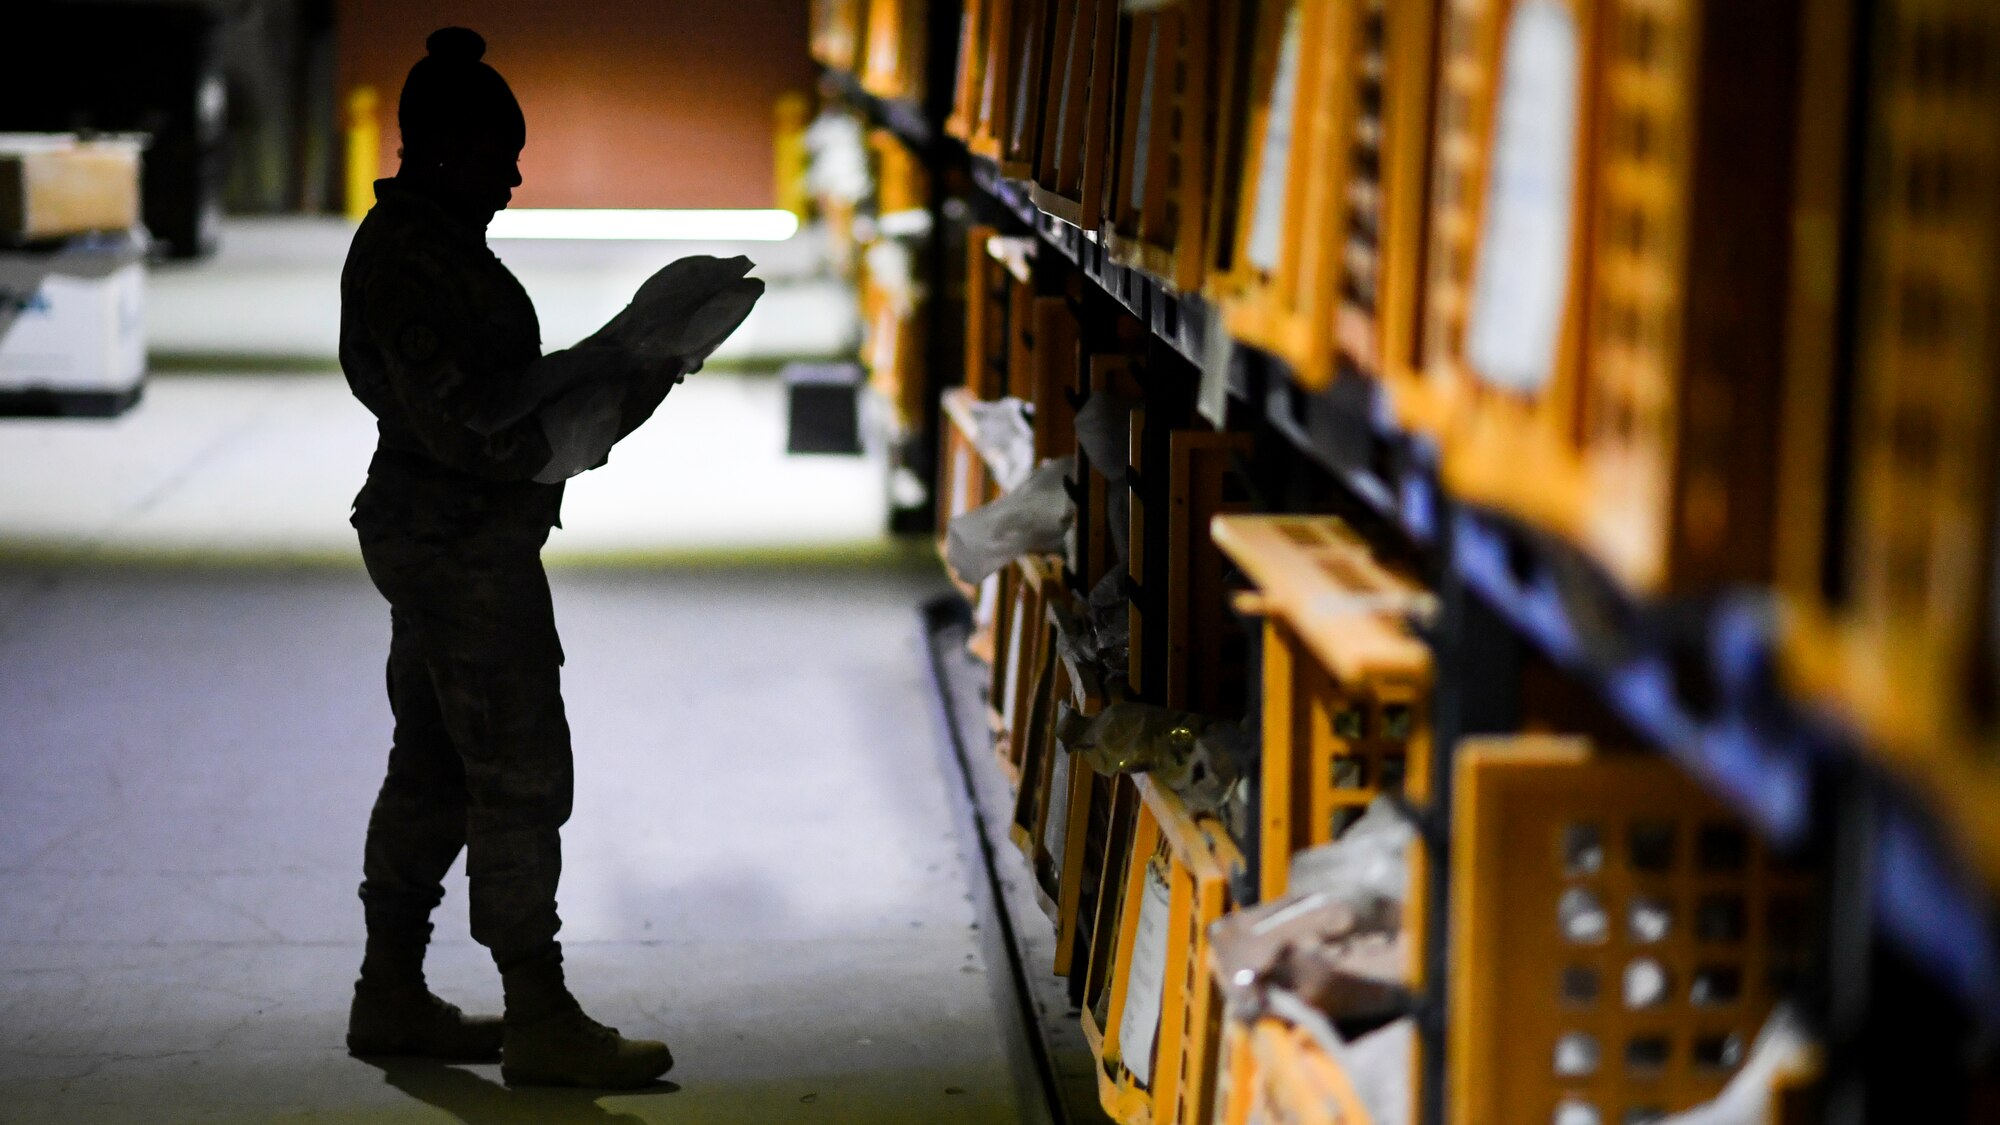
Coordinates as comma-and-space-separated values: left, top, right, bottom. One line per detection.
0, 560, 1027, 1123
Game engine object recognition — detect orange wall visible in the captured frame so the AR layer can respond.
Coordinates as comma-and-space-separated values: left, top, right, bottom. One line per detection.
338, 0, 813, 209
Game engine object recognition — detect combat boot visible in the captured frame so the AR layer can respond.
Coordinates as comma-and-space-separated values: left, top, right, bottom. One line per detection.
501, 1004, 674, 1088
498, 947, 672, 1088
346, 983, 505, 1061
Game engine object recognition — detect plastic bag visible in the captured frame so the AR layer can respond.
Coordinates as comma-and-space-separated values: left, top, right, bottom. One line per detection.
1156, 718, 1255, 822
1287, 796, 1417, 912
592, 254, 766, 365
1052, 565, 1129, 680
1054, 699, 1208, 776
1340, 1016, 1415, 1125
1074, 390, 1139, 476
1085, 565, 1130, 669
944, 457, 1075, 584
521, 256, 765, 482
1654, 1006, 1813, 1125
803, 111, 870, 203
964, 396, 1035, 491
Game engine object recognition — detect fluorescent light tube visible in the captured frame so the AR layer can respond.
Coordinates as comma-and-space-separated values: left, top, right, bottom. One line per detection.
487, 209, 801, 241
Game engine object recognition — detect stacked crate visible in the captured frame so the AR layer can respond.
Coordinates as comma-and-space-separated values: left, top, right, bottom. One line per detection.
860, 0, 928, 103
1413, 0, 1809, 595
1210, 514, 1434, 1124
1450, 737, 1816, 1125
856, 129, 933, 433
1092, 774, 1247, 1125
809, 0, 870, 74
1102, 0, 1225, 294
1780, 0, 2000, 892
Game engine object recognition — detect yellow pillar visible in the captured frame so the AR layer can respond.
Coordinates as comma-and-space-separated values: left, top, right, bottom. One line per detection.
344, 86, 380, 223
774, 91, 810, 220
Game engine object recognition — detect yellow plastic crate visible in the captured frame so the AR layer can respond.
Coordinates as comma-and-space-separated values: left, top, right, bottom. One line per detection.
1778, 0, 2000, 893
1209, 516, 1433, 902
1450, 737, 1816, 1125
937, 390, 1002, 589
861, 0, 927, 102
1424, 0, 1807, 595
972, 0, 1020, 170
1211, 0, 1381, 391
964, 227, 1011, 400
1197, 0, 1451, 400
1127, 430, 1255, 709
1092, 774, 1247, 1125
1256, 1020, 1379, 1125
1103, 0, 1229, 294
1029, 0, 1120, 229
946, 0, 991, 141
870, 127, 930, 216
999, 0, 1060, 178
990, 556, 1065, 784
810, 0, 870, 72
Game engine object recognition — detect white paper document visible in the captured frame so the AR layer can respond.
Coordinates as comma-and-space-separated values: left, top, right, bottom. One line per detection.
1117, 863, 1174, 1087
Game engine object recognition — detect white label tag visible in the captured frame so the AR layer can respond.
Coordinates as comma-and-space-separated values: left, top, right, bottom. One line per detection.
1465, 0, 1580, 394
1118, 863, 1174, 1086
1247, 5, 1306, 273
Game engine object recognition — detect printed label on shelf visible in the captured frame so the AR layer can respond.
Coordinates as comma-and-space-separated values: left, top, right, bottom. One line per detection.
1465, 0, 1580, 394
1248, 4, 1306, 274
1118, 863, 1174, 1087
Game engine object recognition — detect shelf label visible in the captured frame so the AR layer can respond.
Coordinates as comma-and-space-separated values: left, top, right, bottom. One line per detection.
1248, 4, 1306, 274
1465, 0, 1580, 394
1118, 863, 1174, 1086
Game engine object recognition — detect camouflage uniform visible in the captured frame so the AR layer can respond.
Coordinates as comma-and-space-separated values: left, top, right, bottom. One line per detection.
341, 176, 569, 970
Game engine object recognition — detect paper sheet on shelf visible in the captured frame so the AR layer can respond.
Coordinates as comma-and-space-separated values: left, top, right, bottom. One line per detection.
1118, 864, 1174, 1087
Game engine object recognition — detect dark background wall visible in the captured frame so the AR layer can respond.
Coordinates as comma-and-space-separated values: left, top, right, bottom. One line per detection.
336, 0, 815, 209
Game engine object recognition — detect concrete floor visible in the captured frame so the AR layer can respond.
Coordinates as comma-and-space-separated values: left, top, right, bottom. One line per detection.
0, 562, 1024, 1124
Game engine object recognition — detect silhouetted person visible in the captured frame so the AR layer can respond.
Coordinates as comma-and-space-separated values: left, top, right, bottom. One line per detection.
338, 27, 682, 1089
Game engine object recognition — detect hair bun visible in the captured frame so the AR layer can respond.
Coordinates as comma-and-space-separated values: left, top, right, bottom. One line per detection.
425, 27, 485, 63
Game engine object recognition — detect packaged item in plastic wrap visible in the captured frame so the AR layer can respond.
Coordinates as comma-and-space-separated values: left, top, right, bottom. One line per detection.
963, 396, 1034, 491
1074, 389, 1140, 476
944, 456, 1075, 583
590, 253, 766, 366
521, 256, 765, 482
1085, 565, 1130, 669
1287, 796, 1417, 912
1054, 699, 1206, 776
1211, 799, 1420, 1029
1655, 1006, 1814, 1125
803, 110, 870, 204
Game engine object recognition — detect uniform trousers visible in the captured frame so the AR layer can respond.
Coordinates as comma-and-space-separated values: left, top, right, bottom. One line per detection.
356, 529, 570, 970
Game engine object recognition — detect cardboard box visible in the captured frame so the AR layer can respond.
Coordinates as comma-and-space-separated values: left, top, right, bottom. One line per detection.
0, 134, 143, 243
0, 261, 145, 395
